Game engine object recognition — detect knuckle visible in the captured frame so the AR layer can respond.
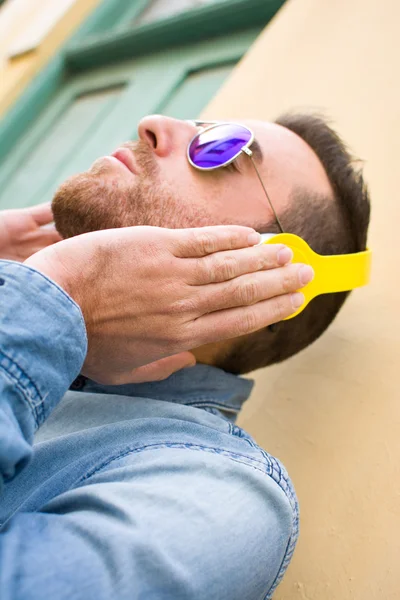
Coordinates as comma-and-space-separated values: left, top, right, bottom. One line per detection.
281, 267, 297, 294
212, 254, 237, 282
237, 309, 259, 335
197, 231, 217, 255
271, 295, 290, 321
193, 258, 208, 283
225, 230, 240, 250
261, 246, 278, 268
236, 278, 259, 305
253, 252, 270, 272
183, 230, 198, 255
169, 296, 198, 316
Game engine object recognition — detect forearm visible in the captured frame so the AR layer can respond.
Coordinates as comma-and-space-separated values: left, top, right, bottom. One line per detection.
0, 260, 87, 489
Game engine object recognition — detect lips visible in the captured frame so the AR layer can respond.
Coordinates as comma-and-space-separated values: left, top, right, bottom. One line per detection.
111, 147, 137, 174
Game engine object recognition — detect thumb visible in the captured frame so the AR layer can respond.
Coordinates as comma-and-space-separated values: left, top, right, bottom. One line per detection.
126, 352, 196, 384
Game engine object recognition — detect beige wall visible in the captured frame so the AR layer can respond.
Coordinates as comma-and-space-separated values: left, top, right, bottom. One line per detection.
203, 0, 400, 598
0, 0, 102, 117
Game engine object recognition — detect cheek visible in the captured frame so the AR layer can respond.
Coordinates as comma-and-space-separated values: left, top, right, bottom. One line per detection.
158, 160, 208, 207
156, 161, 261, 226
210, 174, 261, 222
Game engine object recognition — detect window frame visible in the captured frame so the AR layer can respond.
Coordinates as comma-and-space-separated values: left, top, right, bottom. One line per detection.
0, 0, 285, 164
0, 29, 257, 207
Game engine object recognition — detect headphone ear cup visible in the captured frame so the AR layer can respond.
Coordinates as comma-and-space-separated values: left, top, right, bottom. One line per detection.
263, 233, 312, 320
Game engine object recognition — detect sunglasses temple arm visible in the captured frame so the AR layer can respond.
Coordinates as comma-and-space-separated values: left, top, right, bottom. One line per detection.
244, 149, 285, 234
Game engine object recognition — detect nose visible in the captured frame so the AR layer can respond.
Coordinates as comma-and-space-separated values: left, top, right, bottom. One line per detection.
138, 115, 196, 158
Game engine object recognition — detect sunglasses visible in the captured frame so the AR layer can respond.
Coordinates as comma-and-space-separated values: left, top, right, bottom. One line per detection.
187, 120, 284, 234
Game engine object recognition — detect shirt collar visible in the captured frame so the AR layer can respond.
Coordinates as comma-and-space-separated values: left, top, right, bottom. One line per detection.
82, 364, 254, 414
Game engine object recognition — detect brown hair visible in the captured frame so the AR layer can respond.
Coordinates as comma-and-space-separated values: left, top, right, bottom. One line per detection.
218, 113, 371, 374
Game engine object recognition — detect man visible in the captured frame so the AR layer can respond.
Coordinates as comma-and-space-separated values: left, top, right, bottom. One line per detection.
0, 113, 370, 599
52, 113, 370, 373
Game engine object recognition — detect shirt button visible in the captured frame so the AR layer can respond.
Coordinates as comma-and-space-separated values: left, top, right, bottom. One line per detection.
69, 375, 87, 391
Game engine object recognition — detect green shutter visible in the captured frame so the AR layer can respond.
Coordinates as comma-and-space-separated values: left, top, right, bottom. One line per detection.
0, 29, 259, 209
160, 63, 234, 119
0, 86, 124, 209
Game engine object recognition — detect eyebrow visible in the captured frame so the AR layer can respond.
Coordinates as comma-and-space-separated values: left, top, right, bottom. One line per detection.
250, 139, 263, 163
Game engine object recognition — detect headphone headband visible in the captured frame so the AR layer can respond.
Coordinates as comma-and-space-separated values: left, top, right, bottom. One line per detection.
261, 233, 372, 319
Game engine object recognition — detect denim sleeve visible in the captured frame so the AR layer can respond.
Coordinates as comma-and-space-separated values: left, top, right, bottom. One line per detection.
0, 444, 297, 600
0, 260, 87, 489
0, 261, 298, 600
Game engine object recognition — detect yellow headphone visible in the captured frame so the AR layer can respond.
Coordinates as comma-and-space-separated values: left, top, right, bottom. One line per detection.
261, 233, 372, 320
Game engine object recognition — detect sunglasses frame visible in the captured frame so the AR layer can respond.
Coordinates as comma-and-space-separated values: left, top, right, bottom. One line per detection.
187, 120, 285, 233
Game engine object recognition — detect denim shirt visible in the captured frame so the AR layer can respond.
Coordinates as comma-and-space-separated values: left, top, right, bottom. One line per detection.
0, 260, 299, 600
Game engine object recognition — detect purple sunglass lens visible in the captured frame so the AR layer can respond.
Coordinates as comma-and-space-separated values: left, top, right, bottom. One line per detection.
188, 123, 252, 169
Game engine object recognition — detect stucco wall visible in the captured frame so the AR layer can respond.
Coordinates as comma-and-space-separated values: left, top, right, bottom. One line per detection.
203, 0, 400, 598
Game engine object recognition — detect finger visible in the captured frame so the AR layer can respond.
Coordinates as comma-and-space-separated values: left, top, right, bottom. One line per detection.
38, 225, 63, 243
16, 229, 62, 260
124, 352, 196, 384
186, 243, 293, 285
21, 226, 62, 249
194, 263, 314, 314
26, 202, 54, 225
192, 292, 306, 346
169, 225, 261, 258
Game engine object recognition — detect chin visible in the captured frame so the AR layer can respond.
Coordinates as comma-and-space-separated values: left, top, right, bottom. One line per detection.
52, 173, 129, 238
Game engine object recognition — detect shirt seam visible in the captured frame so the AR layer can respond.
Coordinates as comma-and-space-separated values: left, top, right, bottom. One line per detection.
0, 357, 42, 427
254, 443, 300, 598
75, 441, 294, 494
85, 391, 246, 410
77, 442, 268, 481
185, 399, 240, 413
75, 441, 298, 599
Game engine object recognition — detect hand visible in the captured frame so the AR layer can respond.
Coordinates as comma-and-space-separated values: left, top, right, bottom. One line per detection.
0, 203, 62, 262
25, 225, 312, 384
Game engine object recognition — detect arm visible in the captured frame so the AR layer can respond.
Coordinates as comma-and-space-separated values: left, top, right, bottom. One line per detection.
0, 267, 296, 600
0, 442, 297, 600
0, 225, 304, 599
1, 223, 305, 486
0, 260, 86, 489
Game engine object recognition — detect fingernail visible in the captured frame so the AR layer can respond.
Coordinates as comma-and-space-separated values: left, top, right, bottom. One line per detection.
248, 231, 261, 245
299, 265, 314, 286
291, 292, 305, 309
277, 246, 293, 265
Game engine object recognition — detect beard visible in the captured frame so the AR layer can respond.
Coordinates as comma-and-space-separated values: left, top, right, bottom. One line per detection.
52, 140, 219, 239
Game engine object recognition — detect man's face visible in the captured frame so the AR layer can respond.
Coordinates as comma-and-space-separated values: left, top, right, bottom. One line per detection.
52, 115, 333, 238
